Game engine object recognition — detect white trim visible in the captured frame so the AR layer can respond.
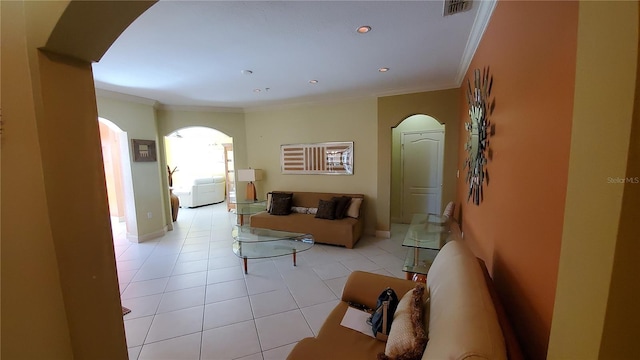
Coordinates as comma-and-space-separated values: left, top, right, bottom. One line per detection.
127, 226, 167, 243
95, 88, 159, 106
157, 104, 243, 113
455, 0, 498, 86
376, 230, 391, 239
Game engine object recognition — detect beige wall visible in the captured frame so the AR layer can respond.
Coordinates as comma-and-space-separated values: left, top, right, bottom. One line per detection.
391, 115, 446, 222
378, 89, 460, 233
97, 96, 169, 240
244, 98, 378, 234
548, 1, 638, 358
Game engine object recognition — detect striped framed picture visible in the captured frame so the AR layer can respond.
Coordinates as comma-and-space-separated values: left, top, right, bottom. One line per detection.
281, 141, 353, 175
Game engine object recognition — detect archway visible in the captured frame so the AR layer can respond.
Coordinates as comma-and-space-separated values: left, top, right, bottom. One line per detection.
164, 126, 234, 214
391, 114, 445, 224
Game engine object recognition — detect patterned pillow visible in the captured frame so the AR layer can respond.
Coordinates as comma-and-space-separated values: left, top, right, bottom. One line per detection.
378, 284, 428, 360
314, 199, 336, 220
291, 206, 309, 214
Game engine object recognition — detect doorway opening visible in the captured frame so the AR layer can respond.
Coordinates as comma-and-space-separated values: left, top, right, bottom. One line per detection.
391, 114, 445, 224
98, 117, 135, 240
165, 127, 234, 213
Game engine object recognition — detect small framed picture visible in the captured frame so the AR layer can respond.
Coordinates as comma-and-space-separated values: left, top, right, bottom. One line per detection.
132, 139, 157, 162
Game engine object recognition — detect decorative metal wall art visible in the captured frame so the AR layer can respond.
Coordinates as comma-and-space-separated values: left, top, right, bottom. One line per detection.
281, 141, 353, 175
464, 67, 494, 205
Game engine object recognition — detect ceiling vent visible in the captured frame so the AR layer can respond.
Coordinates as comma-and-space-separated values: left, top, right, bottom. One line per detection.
443, 0, 472, 16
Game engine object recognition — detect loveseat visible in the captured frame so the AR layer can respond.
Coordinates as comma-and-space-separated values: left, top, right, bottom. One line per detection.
250, 191, 364, 248
287, 239, 524, 360
174, 176, 225, 208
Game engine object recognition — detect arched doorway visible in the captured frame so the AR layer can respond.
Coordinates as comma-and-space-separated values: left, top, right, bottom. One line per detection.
165, 126, 234, 213
391, 114, 445, 223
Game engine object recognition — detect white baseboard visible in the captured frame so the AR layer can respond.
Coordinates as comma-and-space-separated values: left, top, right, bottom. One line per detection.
127, 226, 167, 243
375, 230, 391, 238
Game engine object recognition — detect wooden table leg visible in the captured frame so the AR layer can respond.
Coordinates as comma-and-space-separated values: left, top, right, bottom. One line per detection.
293, 249, 297, 267
243, 257, 248, 274
239, 214, 245, 226
405, 272, 413, 280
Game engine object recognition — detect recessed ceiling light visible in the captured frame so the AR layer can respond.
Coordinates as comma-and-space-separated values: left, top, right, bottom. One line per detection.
379, 67, 390, 72
253, 88, 261, 92
357, 26, 371, 34
309, 80, 319, 84
241, 70, 253, 75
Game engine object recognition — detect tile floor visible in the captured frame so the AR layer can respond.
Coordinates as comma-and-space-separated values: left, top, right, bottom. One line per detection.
114, 202, 409, 360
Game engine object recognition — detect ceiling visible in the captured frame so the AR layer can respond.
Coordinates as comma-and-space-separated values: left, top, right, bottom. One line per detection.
92, 0, 494, 110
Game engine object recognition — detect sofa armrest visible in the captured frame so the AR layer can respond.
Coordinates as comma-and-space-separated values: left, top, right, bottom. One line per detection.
342, 271, 416, 310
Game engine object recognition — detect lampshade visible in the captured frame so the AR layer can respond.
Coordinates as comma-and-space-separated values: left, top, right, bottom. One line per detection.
237, 169, 263, 182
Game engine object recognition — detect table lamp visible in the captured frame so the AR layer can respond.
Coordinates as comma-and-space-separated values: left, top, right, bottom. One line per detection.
237, 168, 263, 201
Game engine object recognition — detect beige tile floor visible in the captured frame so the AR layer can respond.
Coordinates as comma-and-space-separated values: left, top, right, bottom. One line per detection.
113, 202, 409, 360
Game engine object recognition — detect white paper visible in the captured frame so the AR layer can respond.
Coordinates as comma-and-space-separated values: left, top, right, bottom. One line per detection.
340, 307, 374, 338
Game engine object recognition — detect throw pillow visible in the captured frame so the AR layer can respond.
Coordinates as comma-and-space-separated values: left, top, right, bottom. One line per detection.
307, 207, 318, 215
442, 201, 455, 218
378, 284, 428, 360
346, 197, 363, 218
315, 199, 336, 220
332, 196, 352, 219
270, 193, 293, 216
291, 206, 308, 214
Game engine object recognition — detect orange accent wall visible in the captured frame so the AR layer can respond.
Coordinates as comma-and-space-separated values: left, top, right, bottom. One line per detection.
455, 1, 578, 359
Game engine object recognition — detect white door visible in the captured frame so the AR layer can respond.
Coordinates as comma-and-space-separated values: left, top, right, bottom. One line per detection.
401, 130, 444, 223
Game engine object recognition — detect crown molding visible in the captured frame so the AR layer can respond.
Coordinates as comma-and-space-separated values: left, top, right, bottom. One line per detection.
95, 88, 159, 107
156, 104, 244, 113
455, 0, 497, 86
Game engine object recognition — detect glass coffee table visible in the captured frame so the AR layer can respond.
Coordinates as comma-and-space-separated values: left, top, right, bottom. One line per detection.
232, 226, 314, 274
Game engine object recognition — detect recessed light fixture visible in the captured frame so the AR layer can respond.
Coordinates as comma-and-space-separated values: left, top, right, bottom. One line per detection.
357, 26, 371, 34
309, 80, 319, 84
378, 67, 390, 72
253, 88, 261, 93
241, 70, 253, 75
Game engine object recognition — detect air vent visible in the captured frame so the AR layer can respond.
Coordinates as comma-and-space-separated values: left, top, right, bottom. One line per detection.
443, 0, 472, 16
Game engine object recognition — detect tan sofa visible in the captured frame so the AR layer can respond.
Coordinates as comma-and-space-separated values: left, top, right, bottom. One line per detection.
250, 191, 364, 248
287, 239, 524, 360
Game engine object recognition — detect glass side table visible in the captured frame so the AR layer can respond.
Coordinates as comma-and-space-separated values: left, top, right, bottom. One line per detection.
401, 213, 453, 281
231, 199, 267, 226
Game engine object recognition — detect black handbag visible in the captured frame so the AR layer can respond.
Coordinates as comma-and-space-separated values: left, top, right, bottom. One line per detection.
367, 287, 399, 341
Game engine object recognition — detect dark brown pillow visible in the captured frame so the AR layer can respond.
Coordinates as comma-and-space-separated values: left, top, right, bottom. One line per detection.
332, 196, 352, 219
270, 193, 292, 215
315, 199, 336, 220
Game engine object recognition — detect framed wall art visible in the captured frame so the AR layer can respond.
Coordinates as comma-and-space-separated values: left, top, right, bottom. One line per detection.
281, 141, 353, 175
132, 139, 157, 162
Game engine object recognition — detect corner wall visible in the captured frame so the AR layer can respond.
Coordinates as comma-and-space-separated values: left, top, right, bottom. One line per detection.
548, 1, 638, 358
455, 1, 578, 359
97, 96, 168, 241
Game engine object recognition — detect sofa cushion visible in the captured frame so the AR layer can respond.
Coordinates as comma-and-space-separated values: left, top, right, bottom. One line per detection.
380, 285, 428, 360
315, 199, 336, 220
270, 193, 293, 215
346, 197, 363, 218
423, 240, 507, 360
